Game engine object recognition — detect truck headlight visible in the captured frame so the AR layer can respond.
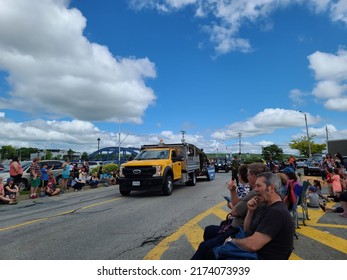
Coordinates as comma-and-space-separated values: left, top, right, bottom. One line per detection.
119, 166, 124, 177
153, 165, 162, 177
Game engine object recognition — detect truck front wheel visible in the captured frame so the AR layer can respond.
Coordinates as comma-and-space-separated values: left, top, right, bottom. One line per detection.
119, 185, 131, 196
162, 175, 173, 196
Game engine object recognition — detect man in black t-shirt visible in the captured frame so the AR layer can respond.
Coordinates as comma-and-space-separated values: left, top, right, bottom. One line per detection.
225, 172, 294, 260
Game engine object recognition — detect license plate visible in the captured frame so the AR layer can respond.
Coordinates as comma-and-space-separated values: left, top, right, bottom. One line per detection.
132, 181, 140, 186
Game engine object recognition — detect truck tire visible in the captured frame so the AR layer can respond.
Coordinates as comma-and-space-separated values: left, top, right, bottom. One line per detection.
162, 175, 173, 196
119, 185, 131, 196
186, 171, 197, 186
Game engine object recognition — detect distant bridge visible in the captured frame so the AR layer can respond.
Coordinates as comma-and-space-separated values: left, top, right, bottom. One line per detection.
88, 146, 140, 163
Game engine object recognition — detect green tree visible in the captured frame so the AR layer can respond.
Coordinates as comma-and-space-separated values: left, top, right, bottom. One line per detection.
81, 152, 89, 161
289, 136, 326, 157
262, 144, 284, 161
1, 145, 17, 160
45, 150, 53, 160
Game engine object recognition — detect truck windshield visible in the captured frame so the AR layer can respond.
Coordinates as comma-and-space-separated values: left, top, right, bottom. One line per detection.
135, 149, 170, 160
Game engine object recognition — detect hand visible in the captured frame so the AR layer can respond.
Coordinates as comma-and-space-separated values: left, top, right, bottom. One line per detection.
227, 180, 236, 191
227, 201, 233, 209
247, 196, 260, 212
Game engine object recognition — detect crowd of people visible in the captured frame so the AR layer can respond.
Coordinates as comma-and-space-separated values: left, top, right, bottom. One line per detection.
0, 156, 118, 204
191, 152, 347, 260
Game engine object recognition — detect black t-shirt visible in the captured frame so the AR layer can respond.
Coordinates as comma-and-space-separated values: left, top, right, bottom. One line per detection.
249, 201, 294, 260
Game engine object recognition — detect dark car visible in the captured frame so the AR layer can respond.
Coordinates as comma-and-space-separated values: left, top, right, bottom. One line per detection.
214, 159, 230, 173
303, 161, 321, 176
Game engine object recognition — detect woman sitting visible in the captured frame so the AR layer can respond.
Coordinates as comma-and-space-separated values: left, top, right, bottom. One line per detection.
71, 166, 88, 191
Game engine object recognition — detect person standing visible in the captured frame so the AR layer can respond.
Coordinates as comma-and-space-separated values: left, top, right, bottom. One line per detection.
231, 157, 239, 186
61, 157, 70, 193
30, 157, 41, 199
40, 163, 53, 197
9, 156, 23, 187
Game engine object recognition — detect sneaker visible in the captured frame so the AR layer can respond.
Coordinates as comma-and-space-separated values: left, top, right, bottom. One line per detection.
319, 203, 326, 212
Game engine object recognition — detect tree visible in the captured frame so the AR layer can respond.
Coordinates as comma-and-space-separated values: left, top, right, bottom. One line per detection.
262, 144, 284, 161
81, 152, 89, 161
289, 136, 326, 157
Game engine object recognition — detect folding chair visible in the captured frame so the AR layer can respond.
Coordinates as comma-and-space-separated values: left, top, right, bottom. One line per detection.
296, 180, 310, 227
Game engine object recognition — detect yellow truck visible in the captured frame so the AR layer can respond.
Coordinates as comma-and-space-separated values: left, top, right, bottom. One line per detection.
118, 141, 215, 196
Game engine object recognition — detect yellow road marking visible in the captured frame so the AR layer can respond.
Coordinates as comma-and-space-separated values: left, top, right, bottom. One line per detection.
144, 202, 226, 260
0, 197, 122, 232
145, 201, 347, 260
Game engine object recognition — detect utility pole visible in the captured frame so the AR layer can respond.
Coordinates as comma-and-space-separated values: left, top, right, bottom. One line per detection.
238, 133, 242, 157
326, 126, 329, 153
181, 130, 186, 144
299, 111, 312, 159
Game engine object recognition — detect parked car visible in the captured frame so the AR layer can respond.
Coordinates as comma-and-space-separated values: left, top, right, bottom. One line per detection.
303, 161, 321, 176
296, 158, 308, 169
214, 158, 230, 173
0, 160, 64, 191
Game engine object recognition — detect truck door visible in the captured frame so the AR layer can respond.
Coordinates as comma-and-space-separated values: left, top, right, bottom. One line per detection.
171, 150, 182, 180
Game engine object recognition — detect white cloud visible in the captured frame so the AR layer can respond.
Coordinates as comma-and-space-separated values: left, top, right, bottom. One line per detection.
128, 0, 347, 55
211, 108, 321, 140
0, 0, 156, 123
308, 48, 347, 111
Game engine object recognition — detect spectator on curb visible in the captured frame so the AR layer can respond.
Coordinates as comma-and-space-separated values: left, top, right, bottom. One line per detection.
89, 172, 100, 188
30, 157, 41, 199
61, 157, 70, 193
0, 177, 17, 205
191, 162, 269, 260
40, 163, 54, 197
4, 178, 19, 200
306, 186, 320, 208
72, 166, 88, 191
9, 156, 23, 186
215, 172, 294, 260
45, 172, 61, 196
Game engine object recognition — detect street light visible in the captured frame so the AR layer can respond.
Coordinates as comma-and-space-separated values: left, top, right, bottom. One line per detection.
97, 137, 100, 154
299, 111, 312, 159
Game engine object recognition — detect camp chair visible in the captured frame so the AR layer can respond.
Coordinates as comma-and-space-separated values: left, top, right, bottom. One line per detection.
296, 180, 310, 227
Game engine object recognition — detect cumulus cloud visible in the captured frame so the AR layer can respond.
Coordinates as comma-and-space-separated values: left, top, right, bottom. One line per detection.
308, 48, 347, 111
211, 108, 321, 140
0, 0, 156, 123
128, 0, 346, 55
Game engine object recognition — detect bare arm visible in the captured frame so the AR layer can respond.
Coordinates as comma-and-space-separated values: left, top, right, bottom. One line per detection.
233, 232, 272, 252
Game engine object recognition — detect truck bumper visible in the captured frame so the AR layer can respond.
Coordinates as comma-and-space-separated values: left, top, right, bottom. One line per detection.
118, 177, 165, 191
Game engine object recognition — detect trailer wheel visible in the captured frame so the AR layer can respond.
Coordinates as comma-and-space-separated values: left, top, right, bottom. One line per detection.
186, 171, 197, 186
119, 185, 131, 196
162, 175, 173, 196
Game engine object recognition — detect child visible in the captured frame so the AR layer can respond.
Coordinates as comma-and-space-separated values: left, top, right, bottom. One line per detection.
306, 186, 320, 208
45, 172, 61, 196
4, 178, 19, 200
89, 172, 100, 188
40, 163, 54, 197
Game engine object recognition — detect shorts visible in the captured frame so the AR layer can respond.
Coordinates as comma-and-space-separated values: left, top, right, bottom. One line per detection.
41, 180, 48, 187
62, 173, 70, 179
31, 177, 41, 188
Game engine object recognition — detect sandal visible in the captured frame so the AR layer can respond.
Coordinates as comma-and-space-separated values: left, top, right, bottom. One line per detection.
319, 203, 326, 212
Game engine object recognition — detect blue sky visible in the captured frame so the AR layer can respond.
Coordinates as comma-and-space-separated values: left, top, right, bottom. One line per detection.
1, 0, 347, 155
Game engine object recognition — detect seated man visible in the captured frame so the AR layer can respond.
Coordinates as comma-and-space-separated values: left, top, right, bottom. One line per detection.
191, 162, 269, 260
217, 172, 294, 260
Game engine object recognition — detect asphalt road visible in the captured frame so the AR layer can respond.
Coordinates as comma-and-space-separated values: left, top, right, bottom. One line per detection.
0, 172, 346, 260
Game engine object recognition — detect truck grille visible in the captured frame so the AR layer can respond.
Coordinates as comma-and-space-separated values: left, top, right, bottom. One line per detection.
122, 166, 157, 178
